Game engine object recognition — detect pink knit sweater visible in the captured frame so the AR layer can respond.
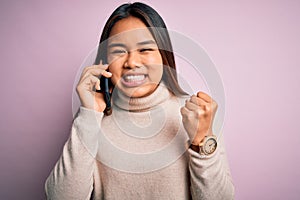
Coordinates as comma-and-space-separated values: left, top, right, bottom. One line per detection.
45, 84, 234, 199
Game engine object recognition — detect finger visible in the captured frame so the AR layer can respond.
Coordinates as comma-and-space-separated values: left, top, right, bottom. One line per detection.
191, 96, 213, 112
197, 91, 212, 103
180, 106, 190, 116
81, 65, 106, 78
84, 67, 111, 77
89, 75, 101, 91
80, 62, 110, 79
190, 95, 208, 107
80, 68, 112, 83
79, 74, 101, 91
185, 99, 201, 111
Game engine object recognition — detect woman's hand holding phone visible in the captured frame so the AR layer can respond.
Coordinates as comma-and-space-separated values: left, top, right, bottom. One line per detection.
76, 61, 112, 112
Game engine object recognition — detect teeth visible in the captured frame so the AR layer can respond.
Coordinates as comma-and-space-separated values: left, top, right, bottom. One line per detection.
124, 75, 145, 82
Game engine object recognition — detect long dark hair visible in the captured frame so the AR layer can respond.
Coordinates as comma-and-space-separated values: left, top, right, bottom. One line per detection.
95, 2, 187, 96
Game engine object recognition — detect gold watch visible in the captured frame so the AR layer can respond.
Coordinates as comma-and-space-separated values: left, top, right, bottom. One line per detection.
190, 135, 217, 155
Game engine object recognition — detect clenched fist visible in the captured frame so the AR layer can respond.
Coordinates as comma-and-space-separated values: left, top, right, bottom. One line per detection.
180, 91, 218, 145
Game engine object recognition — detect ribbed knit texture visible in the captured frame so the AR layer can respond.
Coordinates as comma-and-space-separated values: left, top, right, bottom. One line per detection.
113, 83, 171, 111
45, 83, 235, 200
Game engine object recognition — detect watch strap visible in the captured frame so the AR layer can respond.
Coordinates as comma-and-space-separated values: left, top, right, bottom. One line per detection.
190, 143, 200, 153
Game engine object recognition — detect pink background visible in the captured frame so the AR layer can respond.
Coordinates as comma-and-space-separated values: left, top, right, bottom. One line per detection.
1, 0, 299, 199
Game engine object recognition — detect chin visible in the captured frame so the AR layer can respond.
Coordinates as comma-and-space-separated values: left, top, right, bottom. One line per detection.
119, 84, 158, 98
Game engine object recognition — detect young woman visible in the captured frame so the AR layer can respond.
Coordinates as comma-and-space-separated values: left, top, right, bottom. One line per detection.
45, 2, 234, 199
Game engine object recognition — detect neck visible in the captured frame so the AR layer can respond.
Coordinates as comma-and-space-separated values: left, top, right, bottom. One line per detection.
112, 83, 171, 112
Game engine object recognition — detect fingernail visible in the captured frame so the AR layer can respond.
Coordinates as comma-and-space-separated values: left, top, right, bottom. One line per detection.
106, 72, 112, 76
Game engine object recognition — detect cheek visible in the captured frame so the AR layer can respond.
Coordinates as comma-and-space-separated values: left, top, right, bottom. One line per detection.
110, 76, 118, 86
144, 52, 163, 65
146, 54, 163, 81
148, 65, 163, 83
144, 53, 163, 79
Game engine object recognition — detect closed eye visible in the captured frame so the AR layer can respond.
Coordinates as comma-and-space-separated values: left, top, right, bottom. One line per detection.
111, 49, 127, 54
139, 48, 154, 53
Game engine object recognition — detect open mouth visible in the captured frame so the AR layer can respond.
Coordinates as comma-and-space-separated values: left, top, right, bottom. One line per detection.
121, 74, 147, 87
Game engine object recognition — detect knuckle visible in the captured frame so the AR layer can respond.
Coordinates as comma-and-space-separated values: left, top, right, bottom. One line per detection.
76, 85, 82, 93
214, 102, 218, 110
205, 105, 211, 112
186, 112, 194, 120
83, 65, 92, 73
195, 109, 203, 117
87, 74, 93, 80
180, 107, 187, 116
196, 91, 203, 96
180, 107, 184, 114
191, 96, 198, 103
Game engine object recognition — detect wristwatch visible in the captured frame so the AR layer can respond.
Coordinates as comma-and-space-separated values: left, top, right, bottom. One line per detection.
190, 135, 218, 156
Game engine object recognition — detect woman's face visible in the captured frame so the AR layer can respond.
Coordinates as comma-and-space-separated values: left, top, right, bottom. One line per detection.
107, 16, 163, 98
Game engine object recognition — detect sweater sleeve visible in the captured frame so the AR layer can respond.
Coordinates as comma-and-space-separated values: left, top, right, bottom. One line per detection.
188, 134, 235, 200
45, 107, 104, 200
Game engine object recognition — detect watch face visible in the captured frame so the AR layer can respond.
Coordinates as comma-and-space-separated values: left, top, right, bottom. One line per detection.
204, 137, 217, 154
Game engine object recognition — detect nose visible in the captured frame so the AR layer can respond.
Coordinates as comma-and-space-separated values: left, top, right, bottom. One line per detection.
124, 50, 141, 69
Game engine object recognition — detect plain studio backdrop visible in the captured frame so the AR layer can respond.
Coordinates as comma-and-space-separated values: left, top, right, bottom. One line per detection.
0, 0, 299, 199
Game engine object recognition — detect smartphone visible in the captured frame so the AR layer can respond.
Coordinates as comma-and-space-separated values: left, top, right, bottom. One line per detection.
100, 76, 112, 115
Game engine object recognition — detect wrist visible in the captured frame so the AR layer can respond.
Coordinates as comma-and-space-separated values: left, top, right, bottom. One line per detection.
189, 134, 217, 156
191, 129, 213, 145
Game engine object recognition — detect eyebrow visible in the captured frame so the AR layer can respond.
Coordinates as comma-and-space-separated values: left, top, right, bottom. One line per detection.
107, 43, 126, 49
137, 40, 156, 46
107, 40, 156, 49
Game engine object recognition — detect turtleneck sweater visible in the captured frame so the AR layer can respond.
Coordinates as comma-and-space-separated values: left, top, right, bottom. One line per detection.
45, 83, 235, 200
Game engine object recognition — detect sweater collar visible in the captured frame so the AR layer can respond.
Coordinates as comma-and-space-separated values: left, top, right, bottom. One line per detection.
112, 82, 171, 112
